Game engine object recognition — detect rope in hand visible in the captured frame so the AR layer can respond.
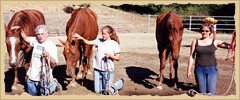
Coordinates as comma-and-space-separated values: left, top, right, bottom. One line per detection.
40, 49, 51, 96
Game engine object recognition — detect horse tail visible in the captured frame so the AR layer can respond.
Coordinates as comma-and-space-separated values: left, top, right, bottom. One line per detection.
63, 6, 75, 14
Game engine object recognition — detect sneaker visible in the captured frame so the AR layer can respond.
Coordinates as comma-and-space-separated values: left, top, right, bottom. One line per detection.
121, 78, 124, 86
112, 86, 119, 95
53, 78, 62, 92
56, 82, 62, 92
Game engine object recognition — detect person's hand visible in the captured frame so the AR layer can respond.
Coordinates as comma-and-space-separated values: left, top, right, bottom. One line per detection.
105, 53, 112, 58
21, 31, 27, 37
42, 51, 49, 57
213, 24, 217, 31
74, 33, 83, 40
187, 71, 192, 79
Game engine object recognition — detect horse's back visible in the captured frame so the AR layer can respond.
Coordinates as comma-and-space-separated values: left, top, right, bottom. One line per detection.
66, 8, 98, 40
25, 9, 46, 24
156, 11, 183, 43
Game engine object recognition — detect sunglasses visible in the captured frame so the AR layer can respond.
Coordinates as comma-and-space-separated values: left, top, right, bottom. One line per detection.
201, 30, 210, 32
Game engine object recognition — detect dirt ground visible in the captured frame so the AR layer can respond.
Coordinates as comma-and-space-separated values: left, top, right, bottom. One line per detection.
4, 31, 236, 96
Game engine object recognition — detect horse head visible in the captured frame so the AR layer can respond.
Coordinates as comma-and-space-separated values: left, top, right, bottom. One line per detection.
5, 25, 22, 67
60, 37, 81, 77
168, 17, 184, 61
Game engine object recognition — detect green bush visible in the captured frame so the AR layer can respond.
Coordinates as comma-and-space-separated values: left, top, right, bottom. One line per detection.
108, 3, 235, 16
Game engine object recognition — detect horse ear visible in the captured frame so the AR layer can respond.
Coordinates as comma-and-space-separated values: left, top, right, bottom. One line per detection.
58, 39, 66, 45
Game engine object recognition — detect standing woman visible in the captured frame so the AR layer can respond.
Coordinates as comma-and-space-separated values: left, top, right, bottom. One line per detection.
74, 25, 124, 95
186, 23, 230, 95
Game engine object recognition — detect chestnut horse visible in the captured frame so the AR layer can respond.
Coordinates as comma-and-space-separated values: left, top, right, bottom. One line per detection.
5, 9, 45, 90
155, 11, 184, 89
226, 30, 236, 62
60, 7, 98, 86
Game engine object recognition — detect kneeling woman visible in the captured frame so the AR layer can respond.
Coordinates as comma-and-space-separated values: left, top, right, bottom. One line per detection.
187, 23, 231, 95
74, 25, 124, 95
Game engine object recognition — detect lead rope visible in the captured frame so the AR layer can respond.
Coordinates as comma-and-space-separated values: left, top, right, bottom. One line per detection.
101, 57, 114, 95
223, 64, 235, 95
40, 52, 51, 96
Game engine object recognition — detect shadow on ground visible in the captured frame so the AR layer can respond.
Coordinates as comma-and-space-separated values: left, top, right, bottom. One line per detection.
125, 66, 197, 92
4, 67, 27, 92
53, 65, 94, 92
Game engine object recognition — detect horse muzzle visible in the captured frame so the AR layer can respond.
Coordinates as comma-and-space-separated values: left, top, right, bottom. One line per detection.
9, 62, 16, 67
172, 53, 179, 61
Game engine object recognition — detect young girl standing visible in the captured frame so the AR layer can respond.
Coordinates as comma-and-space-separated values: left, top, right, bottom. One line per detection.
74, 25, 124, 95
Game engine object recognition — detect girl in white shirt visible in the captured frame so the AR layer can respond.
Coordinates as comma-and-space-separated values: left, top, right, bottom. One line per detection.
74, 25, 124, 95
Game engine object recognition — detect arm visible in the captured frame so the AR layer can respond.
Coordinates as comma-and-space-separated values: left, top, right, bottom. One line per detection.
74, 33, 94, 45
21, 31, 30, 44
105, 53, 120, 61
187, 40, 196, 78
215, 40, 230, 49
212, 24, 217, 39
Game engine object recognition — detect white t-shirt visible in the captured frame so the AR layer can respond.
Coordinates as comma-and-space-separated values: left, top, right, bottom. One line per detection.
93, 38, 120, 71
27, 38, 58, 81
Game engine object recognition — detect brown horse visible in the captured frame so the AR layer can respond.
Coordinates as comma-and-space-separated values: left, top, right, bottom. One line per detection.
155, 11, 184, 89
60, 7, 98, 86
5, 9, 45, 90
226, 30, 236, 62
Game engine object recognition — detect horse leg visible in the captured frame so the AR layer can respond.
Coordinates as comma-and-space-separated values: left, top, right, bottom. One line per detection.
12, 66, 19, 90
86, 51, 93, 75
69, 67, 77, 87
157, 48, 167, 89
82, 56, 88, 84
169, 55, 174, 79
84, 45, 93, 75
173, 59, 179, 90
76, 43, 83, 80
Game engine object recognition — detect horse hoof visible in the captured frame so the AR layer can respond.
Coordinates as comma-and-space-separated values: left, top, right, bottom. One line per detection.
68, 82, 77, 87
156, 86, 163, 90
87, 71, 92, 75
76, 74, 82, 80
11, 85, 18, 90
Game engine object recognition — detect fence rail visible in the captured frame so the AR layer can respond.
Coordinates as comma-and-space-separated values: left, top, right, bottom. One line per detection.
3, 13, 235, 36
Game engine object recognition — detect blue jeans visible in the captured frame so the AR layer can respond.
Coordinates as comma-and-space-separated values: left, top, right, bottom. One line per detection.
27, 79, 40, 96
27, 79, 58, 96
194, 66, 218, 95
94, 69, 124, 94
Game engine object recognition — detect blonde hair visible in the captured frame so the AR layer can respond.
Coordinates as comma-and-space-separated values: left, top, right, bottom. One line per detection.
102, 25, 120, 44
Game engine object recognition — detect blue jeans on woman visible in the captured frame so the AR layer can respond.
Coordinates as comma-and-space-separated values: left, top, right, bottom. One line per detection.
94, 69, 124, 94
194, 66, 218, 95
